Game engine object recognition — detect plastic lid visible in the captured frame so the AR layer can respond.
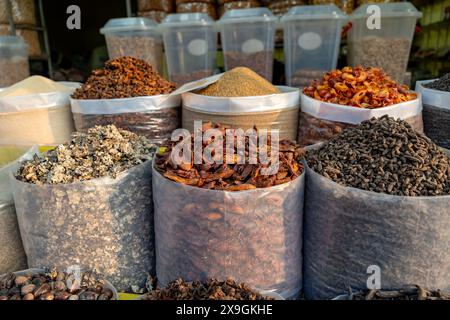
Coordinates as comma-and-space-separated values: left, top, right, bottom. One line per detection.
219, 8, 277, 24
351, 2, 422, 20
0, 35, 27, 48
160, 13, 214, 28
281, 5, 347, 22
100, 17, 158, 34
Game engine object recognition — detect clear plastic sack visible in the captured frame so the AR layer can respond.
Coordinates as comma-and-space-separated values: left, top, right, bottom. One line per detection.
153, 166, 305, 299
11, 161, 155, 292
0, 0, 36, 25
71, 94, 181, 146
176, 2, 217, 20
298, 93, 424, 146
137, 0, 174, 12
303, 164, 450, 300
137, 10, 168, 23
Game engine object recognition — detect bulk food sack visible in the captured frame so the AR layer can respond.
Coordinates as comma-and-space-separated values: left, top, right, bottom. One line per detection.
11, 125, 157, 292
71, 94, 181, 145
153, 168, 304, 299
0, 76, 76, 146
0, 146, 36, 274
416, 80, 450, 149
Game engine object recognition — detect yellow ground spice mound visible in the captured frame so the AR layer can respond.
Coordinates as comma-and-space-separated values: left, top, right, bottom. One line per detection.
197, 67, 281, 97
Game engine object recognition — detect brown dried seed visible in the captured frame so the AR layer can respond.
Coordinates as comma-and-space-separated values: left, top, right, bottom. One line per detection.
14, 276, 30, 287
21, 284, 36, 296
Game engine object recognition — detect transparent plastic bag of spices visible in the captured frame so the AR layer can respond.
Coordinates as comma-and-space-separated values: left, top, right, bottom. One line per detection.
71, 94, 181, 146
303, 164, 450, 300
0, 0, 36, 25
137, 0, 174, 12
11, 161, 155, 292
297, 93, 423, 147
153, 165, 305, 299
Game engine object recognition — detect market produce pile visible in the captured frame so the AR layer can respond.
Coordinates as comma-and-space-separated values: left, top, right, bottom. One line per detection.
307, 116, 450, 196
72, 56, 175, 99
155, 122, 305, 190
423, 73, 450, 92
197, 67, 281, 97
141, 278, 274, 300
0, 269, 114, 300
303, 66, 417, 108
16, 125, 156, 184
344, 286, 450, 301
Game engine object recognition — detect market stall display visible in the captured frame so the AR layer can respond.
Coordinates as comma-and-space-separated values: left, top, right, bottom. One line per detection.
100, 18, 163, 73
0, 36, 29, 87
0, 268, 117, 300
304, 116, 450, 299
153, 124, 305, 298
416, 74, 450, 149
348, 3, 422, 83
182, 67, 299, 140
0, 76, 75, 146
218, 8, 277, 81
141, 278, 278, 300
71, 56, 179, 145
298, 66, 422, 146
160, 13, 217, 86
12, 125, 157, 292
281, 5, 346, 88
0, 0, 36, 25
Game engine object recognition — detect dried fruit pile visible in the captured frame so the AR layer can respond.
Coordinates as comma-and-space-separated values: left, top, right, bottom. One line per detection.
141, 278, 274, 300
307, 116, 450, 196
344, 286, 450, 301
423, 73, 450, 92
72, 56, 175, 99
16, 125, 156, 184
303, 66, 417, 108
0, 269, 115, 300
155, 123, 305, 190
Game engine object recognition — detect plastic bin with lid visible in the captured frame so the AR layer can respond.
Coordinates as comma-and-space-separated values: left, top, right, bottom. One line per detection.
160, 13, 217, 86
0, 36, 29, 87
218, 8, 277, 81
348, 2, 422, 83
100, 17, 163, 73
281, 5, 347, 88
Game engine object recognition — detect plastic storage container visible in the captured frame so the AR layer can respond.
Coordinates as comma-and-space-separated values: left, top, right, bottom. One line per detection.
100, 17, 163, 73
282, 5, 347, 88
0, 36, 29, 87
218, 8, 277, 81
348, 3, 422, 83
160, 13, 217, 86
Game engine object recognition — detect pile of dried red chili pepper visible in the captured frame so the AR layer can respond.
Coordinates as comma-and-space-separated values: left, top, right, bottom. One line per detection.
155, 123, 305, 191
303, 66, 417, 108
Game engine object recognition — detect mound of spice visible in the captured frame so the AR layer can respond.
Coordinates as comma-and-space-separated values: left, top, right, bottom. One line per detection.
0, 269, 115, 300
303, 66, 417, 108
16, 124, 156, 184
197, 67, 281, 97
307, 116, 450, 196
72, 56, 175, 99
155, 122, 305, 190
343, 286, 450, 301
141, 278, 274, 300
423, 73, 450, 92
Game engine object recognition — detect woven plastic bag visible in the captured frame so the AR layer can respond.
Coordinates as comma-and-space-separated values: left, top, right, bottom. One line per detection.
11, 160, 155, 292
298, 93, 423, 147
153, 165, 304, 299
71, 94, 181, 146
303, 164, 450, 300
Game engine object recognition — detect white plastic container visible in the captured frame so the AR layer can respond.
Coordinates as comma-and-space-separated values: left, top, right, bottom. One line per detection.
218, 8, 277, 81
281, 5, 347, 88
100, 17, 163, 72
0, 36, 29, 87
348, 3, 422, 83
160, 13, 217, 86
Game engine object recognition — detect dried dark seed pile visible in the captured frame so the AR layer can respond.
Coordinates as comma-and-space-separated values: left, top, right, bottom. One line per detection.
423, 73, 450, 92
155, 122, 305, 190
72, 56, 175, 99
0, 269, 114, 300
345, 286, 450, 301
307, 116, 450, 196
16, 125, 156, 185
141, 278, 274, 300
